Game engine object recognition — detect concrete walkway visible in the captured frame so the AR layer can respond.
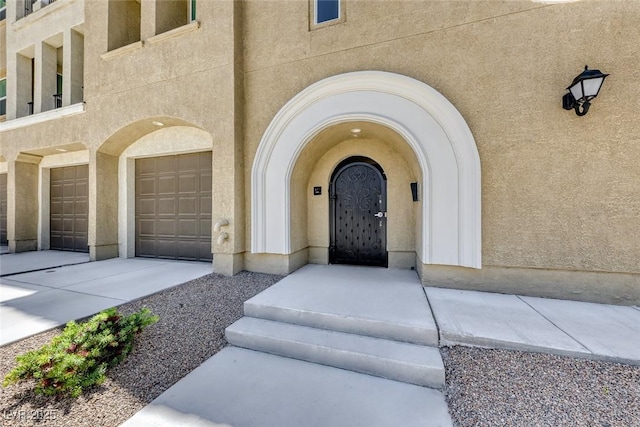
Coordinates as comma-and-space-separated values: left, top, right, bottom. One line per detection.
122, 265, 640, 427
123, 265, 453, 427
426, 287, 640, 365
0, 254, 211, 346
3, 257, 638, 426
0, 249, 90, 276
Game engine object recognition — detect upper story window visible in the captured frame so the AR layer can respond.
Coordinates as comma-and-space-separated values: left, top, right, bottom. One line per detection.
311, 0, 344, 29
107, 0, 141, 51
0, 79, 6, 116
0, 0, 6, 21
156, 0, 190, 35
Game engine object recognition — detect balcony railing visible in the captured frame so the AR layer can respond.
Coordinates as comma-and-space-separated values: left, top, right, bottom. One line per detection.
23, 0, 57, 19
53, 93, 62, 109
24, 0, 34, 17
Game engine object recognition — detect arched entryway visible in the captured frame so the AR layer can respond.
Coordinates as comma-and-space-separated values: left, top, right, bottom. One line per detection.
91, 117, 213, 261
329, 157, 387, 267
252, 71, 481, 271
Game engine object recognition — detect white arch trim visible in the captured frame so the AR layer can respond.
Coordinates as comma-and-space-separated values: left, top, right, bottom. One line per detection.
251, 71, 481, 268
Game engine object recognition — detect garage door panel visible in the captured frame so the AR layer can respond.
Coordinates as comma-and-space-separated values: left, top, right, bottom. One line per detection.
75, 201, 88, 214
75, 165, 88, 179
179, 219, 196, 236
50, 165, 88, 252
158, 176, 176, 194
179, 197, 196, 215
51, 183, 63, 198
75, 218, 87, 231
178, 153, 199, 171
74, 236, 88, 251
177, 242, 198, 260
135, 152, 212, 261
63, 218, 75, 232
51, 168, 64, 180
63, 183, 75, 198
63, 236, 74, 250
51, 201, 63, 215
178, 175, 197, 193
199, 153, 212, 170
200, 174, 212, 192
1, 174, 7, 244
138, 198, 156, 216
198, 241, 212, 260
136, 158, 155, 175
75, 182, 88, 197
200, 196, 212, 215
156, 240, 176, 258
156, 219, 176, 236
138, 219, 155, 235
158, 198, 176, 215
156, 156, 175, 172
64, 168, 76, 180
137, 239, 155, 256
138, 177, 156, 195
63, 201, 75, 215
200, 218, 211, 235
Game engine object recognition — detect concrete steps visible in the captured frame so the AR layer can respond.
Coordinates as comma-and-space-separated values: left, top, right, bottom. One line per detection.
226, 317, 445, 389
243, 296, 439, 346
224, 265, 445, 391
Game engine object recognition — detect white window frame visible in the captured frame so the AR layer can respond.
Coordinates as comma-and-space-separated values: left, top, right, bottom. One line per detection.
189, 0, 196, 22
310, 0, 345, 30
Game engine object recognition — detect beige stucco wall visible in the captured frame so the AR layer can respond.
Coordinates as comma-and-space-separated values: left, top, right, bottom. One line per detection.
0, 0, 244, 271
0, 19, 6, 76
243, 1, 640, 276
1, 0, 639, 302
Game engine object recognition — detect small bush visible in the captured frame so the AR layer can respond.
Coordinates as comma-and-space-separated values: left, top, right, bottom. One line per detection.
2, 307, 159, 398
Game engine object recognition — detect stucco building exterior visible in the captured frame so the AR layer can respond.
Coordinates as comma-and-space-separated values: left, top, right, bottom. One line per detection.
0, 0, 638, 305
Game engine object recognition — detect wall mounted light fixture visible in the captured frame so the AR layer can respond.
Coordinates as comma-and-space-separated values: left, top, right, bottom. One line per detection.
562, 65, 609, 116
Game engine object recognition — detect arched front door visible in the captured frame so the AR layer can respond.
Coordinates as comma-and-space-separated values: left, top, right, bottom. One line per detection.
329, 157, 388, 267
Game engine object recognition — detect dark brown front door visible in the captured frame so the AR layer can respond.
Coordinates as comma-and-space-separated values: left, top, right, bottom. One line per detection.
50, 165, 89, 252
135, 152, 212, 261
0, 174, 7, 245
329, 157, 387, 267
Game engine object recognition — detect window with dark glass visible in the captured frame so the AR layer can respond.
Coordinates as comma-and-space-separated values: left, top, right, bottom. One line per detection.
0, 0, 6, 21
0, 79, 6, 116
315, 0, 340, 24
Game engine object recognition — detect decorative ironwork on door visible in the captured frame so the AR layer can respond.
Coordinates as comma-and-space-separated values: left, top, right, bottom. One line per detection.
330, 158, 387, 267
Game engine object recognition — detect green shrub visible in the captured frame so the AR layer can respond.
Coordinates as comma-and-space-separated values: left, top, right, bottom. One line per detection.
2, 307, 159, 398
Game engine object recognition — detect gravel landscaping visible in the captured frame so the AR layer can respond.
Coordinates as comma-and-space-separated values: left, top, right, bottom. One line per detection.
2, 271, 640, 427
442, 346, 640, 427
0, 271, 282, 427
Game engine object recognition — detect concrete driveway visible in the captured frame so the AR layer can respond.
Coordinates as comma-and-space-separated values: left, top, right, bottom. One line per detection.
0, 252, 211, 346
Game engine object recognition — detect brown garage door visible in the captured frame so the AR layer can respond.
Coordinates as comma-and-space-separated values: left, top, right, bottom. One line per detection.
0, 174, 7, 245
50, 165, 89, 252
135, 152, 212, 261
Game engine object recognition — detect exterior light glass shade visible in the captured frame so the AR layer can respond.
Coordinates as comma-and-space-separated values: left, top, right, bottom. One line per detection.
563, 65, 609, 116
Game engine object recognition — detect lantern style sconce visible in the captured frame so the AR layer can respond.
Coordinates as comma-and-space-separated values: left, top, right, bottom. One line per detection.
562, 66, 609, 116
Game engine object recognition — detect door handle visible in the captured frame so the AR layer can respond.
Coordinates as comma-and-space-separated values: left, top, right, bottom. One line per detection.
373, 212, 386, 218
